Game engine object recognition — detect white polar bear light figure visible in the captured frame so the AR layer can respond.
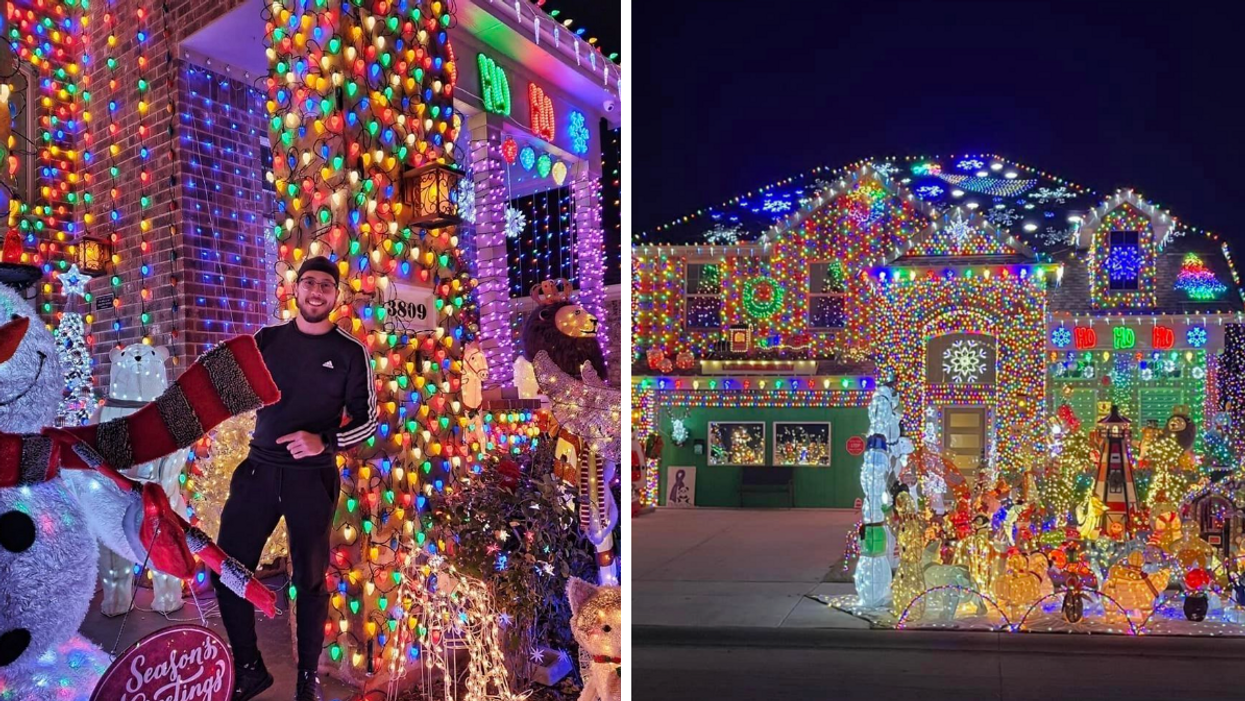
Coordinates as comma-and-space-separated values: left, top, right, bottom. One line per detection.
95, 344, 191, 616
0, 285, 148, 698
854, 385, 913, 609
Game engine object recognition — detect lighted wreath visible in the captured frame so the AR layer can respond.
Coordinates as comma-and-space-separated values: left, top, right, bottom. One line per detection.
742, 276, 785, 319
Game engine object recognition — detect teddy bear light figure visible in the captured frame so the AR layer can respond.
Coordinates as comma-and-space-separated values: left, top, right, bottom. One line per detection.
567, 577, 621, 701
95, 343, 193, 616
0, 284, 278, 698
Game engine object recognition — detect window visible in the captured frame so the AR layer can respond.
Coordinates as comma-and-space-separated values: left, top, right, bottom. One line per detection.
685, 262, 722, 329
926, 333, 996, 384
773, 422, 831, 466
808, 261, 847, 329
1107, 230, 1141, 290
707, 422, 765, 466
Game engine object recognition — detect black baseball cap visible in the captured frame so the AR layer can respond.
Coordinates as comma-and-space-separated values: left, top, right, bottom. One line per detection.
297, 256, 340, 286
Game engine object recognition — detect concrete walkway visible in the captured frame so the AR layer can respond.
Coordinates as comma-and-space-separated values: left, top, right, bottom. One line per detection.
633, 507, 866, 630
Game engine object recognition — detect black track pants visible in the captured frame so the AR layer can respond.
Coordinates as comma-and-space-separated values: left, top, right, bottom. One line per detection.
211, 457, 340, 672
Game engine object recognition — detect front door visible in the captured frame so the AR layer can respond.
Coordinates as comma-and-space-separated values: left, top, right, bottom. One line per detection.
942, 407, 986, 481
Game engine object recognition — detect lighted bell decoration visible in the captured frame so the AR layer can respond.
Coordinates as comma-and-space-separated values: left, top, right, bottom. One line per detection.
1, 229, 22, 264
400, 162, 464, 229
77, 236, 112, 275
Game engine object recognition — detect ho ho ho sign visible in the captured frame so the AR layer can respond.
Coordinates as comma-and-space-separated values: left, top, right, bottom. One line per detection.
360, 280, 438, 333
91, 625, 233, 701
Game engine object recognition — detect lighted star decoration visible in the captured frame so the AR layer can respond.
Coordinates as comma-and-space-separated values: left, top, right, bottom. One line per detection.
942, 339, 989, 383
58, 264, 90, 299
532, 351, 621, 463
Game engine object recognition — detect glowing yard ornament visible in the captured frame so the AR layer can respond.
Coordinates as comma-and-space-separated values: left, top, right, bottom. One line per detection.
1090, 405, 1139, 536
58, 264, 90, 299
854, 385, 913, 609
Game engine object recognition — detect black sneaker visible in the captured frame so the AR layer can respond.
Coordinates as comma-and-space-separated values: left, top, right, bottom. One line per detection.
232, 657, 274, 701
295, 671, 324, 701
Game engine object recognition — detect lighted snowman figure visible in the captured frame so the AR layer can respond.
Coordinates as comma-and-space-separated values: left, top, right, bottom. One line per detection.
95, 344, 191, 616
0, 284, 277, 699
0, 285, 146, 695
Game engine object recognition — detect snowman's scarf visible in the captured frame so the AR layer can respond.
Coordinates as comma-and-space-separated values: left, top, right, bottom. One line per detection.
0, 335, 282, 617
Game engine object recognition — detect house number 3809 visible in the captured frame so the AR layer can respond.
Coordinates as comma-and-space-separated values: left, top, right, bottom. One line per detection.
386, 299, 428, 320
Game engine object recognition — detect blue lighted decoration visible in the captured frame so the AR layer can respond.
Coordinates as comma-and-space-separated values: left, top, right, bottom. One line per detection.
1106, 244, 1142, 284
568, 110, 590, 155
1052, 326, 1071, 348
519, 146, 536, 171
1187, 326, 1208, 347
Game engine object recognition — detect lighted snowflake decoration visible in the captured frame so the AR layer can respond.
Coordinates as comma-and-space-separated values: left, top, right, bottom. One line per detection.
1187, 326, 1208, 347
945, 210, 974, 247
915, 185, 944, 199
457, 177, 476, 224
957, 158, 985, 171
704, 224, 743, 246
567, 110, 590, 155
762, 198, 792, 213
58, 264, 90, 298
671, 418, 689, 446
871, 162, 898, 178
1040, 226, 1074, 247
1029, 186, 1070, 204
942, 339, 989, 383
1052, 326, 1072, 348
504, 206, 527, 239
986, 207, 1020, 227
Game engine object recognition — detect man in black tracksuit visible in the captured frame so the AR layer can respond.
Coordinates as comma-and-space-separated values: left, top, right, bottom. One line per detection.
213, 256, 377, 701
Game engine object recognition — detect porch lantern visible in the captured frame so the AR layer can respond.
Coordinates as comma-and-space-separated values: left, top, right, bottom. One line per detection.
729, 324, 752, 354
399, 162, 464, 229
77, 236, 112, 275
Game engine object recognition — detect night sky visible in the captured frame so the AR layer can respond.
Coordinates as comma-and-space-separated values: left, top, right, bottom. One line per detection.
633, 1, 1245, 248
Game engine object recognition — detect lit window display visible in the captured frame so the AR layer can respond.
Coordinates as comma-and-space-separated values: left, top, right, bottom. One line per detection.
773, 422, 832, 466
708, 422, 766, 465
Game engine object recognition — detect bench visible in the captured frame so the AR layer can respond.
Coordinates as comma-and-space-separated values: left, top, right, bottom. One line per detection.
740, 466, 794, 507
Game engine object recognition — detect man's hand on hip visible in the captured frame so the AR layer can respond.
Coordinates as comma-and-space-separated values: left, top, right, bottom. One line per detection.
277, 431, 326, 459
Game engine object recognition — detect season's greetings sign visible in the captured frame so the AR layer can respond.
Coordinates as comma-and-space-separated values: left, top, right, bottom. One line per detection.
91, 625, 233, 701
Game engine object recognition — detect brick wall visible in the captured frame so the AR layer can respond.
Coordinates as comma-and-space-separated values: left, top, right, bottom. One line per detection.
177, 62, 274, 357
80, 0, 253, 391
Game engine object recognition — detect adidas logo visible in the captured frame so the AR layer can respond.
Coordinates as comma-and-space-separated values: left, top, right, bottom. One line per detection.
322, 360, 334, 370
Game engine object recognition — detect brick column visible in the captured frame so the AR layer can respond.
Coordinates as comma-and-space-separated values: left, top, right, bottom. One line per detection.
571, 158, 606, 358
468, 111, 514, 389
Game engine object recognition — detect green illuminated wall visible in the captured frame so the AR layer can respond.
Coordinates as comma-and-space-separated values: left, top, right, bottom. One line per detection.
657, 403, 869, 508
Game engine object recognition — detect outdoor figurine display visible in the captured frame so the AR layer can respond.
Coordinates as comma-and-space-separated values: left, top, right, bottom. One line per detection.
94, 344, 192, 616
854, 385, 913, 609
521, 279, 620, 585
1102, 550, 1170, 622
889, 491, 927, 618
993, 550, 1042, 622
567, 577, 622, 701
0, 285, 278, 696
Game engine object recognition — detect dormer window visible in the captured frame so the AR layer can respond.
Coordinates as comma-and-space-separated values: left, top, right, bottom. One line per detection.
1107, 230, 1141, 290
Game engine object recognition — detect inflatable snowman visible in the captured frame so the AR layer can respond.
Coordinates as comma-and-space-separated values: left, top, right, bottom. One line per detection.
96, 344, 192, 616
0, 284, 278, 699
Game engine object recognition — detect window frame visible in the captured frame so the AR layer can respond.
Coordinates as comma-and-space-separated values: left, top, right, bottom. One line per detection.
771, 421, 833, 467
807, 261, 848, 331
1107, 230, 1142, 291
684, 261, 723, 331
707, 421, 766, 466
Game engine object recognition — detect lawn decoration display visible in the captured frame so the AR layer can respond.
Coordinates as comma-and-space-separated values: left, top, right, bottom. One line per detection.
0, 284, 277, 695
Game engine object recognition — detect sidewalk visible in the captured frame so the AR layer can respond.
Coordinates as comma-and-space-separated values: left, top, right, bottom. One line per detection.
633, 508, 867, 631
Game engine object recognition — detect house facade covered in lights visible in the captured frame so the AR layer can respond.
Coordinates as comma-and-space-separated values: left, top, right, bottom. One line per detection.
634, 155, 1245, 509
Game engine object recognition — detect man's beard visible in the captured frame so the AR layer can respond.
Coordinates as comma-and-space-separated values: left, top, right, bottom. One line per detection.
297, 299, 331, 323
